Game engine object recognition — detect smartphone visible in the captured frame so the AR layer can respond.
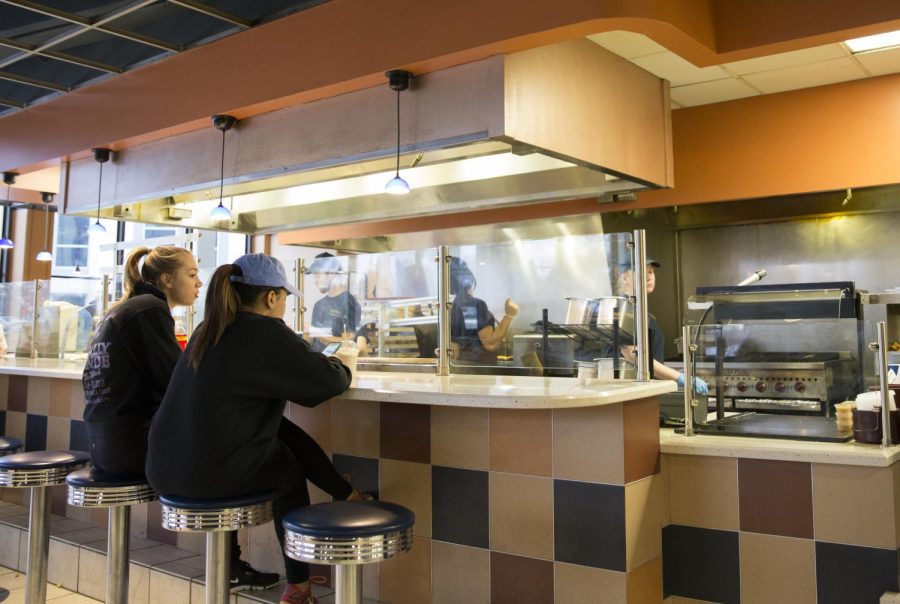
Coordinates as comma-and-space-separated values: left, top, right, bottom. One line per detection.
322, 342, 342, 357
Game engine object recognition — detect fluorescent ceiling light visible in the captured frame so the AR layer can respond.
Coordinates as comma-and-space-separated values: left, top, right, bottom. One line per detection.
845, 30, 900, 53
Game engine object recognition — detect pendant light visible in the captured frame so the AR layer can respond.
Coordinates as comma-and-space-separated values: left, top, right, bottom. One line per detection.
384, 70, 412, 195
209, 114, 237, 220
35, 192, 53, 262
88, 148, 111, 234
0, 172, 17, 249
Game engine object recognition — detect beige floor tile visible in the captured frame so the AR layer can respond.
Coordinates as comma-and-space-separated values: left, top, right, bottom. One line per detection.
331, 399, 379, 458
432, 540, 490, 604
625, 474, 664, 571
431, 406, 489, 470
668, 455, 739, 530
379, 535, 430, 604
77, 548, 106, 600
129, 562, 150, 604
739, 532, 815, 604
0, 524, 21, 569
813, 462, 898, 548
555, 561, 625, 603
0, 568, 26, 591
149, 568, 191, 603
553, 404, 625, 484
489, 472, 553, 560
47, 539, 79, 590
49, 593, 105, 603
380, 459, 431, 538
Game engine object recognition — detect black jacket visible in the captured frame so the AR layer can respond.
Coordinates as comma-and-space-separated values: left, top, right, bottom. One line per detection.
82, 283, 180, 473
145, 311, 351, 498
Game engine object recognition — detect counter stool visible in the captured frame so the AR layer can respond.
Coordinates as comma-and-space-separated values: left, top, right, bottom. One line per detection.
159, 491, 274, 604
0, 436, 24, 456
283, 501, 415, 604
66, 467, 156, 604
0, 450, 90, 604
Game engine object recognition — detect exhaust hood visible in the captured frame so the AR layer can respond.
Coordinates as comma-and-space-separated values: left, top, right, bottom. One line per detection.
63, 39, 673, 235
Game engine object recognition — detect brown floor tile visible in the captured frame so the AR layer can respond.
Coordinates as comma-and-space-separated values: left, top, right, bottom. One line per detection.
432, 541, 490, 604
380, 402, 430, 464
431, 406, 489, 470
625, 474, 664, 571
7, 375, 27, 413
739, 458, 813, 538
491, 551, 554, 604
553, 404, 624, 484
380, 459, 432, 538
490, 408, 552, 476
288, 400, 332, 452
331, 399, 379, 458
49, 379, 72, 417
667, 455, 739, 531
739, 532, 816, 604
554, 561, 625, 603
490, 472, 553, 560
626, 556, 663, 604
379, 535, 430, 604
623, 396, 661, 483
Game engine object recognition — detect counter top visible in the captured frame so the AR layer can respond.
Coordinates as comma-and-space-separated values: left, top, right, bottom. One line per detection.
0, 356, 86, 379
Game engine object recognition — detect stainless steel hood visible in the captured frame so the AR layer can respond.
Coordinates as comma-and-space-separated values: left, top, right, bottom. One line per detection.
63, 39, 673, 235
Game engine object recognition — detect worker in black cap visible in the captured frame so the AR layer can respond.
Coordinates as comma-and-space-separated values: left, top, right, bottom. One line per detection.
307, 252, 361, 352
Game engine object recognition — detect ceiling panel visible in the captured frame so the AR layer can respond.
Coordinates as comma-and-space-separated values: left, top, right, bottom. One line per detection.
741, 57, 867, 94
723, 44, 849, 75
203, 0, 329, 24
111, 3, 236, 48
53, 29, 166, 70
670, 78, 759, 107
853, 46, 900, 76
3, 54, 100, 88
631, 52, 730, 86
0, 4, 77, 46
0, 78, 53, 104
33, 0, 155, 19
586, 30, 667, 59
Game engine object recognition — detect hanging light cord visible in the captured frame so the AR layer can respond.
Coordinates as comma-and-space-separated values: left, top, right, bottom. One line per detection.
43, 202, 49, 251
96, 161, 103, 221
394, 87, 401, 176
219, 127, 227, 206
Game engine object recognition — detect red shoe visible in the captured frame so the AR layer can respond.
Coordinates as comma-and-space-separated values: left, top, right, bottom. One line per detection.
280, 582, 318, 604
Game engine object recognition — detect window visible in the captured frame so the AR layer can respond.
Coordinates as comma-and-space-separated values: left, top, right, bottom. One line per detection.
51, 214, 118, 277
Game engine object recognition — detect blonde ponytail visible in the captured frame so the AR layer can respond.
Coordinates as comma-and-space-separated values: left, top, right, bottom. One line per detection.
121, 246, 193, 301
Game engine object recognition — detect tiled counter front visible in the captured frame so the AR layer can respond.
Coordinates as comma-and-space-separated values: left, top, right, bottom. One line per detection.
327, 396, 667, 604
661, 453, 900, 603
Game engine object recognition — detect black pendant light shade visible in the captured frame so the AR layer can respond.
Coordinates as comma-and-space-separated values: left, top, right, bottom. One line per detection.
88, 148, 111, 234
384, 70, 412, 195
36, 192, 54, 262
210, 114, 238, 221
0, 172, 17, 249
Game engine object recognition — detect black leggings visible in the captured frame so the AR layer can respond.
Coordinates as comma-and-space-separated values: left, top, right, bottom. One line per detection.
231, 418, 353, 584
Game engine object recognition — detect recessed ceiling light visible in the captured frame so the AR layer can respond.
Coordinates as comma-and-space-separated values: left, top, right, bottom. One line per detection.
845, 30, 900, 53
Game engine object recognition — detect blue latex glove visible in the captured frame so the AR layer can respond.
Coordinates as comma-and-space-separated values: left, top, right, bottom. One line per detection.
676, 372, 709, 395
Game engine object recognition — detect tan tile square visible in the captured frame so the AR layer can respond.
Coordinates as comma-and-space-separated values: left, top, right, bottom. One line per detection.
331, 399, 379, 458
490, 409, 551, 476
554, 561, 625, 603
379, 535, 430, 604
25, 376, 50, 415
659, 454, 672, 527
626, 556, 663, 604
489, 472, 553, 560
432, 541, 490, 604
380, 459, 431, 538
69, 381, 86, 420
46, 416, 70, 450
49, 379, 72, 418
623, 397, 660, 483
288, 400, 332, 451
5, 410, 26, 441
432, 406, 489, 470
739, 532, 815, 604
668, 455, 739, 530
48, 538, 79, 590
77, 547, 106, 600
149, 568, 191, 603
813, 462, 898, 548
129, 562, 150, 604
553, 404, 624, 484
625, 473, 664, 571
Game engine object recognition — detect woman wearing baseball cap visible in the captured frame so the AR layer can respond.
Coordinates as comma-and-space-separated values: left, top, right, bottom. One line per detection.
146, 253, 363, 604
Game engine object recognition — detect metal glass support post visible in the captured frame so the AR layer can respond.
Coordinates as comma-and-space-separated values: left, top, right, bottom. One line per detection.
106, 506, 130, 604
102, 274, 111, 316
30, 279, 40, 359
632, 230, 650, 381
335, 565, 362, 604
876, 322, 893, 447
682, 325, 697, 437
437, 246, 451, 376
294, 258, 306, 333
206, 531, 229, 604
24, 485, 50, 604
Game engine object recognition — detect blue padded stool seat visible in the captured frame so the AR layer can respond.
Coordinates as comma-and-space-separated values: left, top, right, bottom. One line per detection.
283, 501, 415, 604
0, 436, 23, 456
0, 450, 89, 604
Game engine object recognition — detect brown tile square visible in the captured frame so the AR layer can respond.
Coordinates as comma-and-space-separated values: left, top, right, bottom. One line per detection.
379, 535, 430, 604
380, 459, 431, 538
491, 551, 554, 604
432, 541, 490, 604
553, 404, 624, 484
625, 473, 664, 571
7, 375, 27, 412
554, 561, 625, 603
813, 462, 899, 548
739, 532, 816, 604
490, 472, 553, 559
331, 398, 379, 458
25, 377, 49, 415
432, 406, 489, 470
0, 374, 9, 410
623, 396, 660, 483
668, 455, 739, 531
49, 379, 72, 418
145, 500, 176, 546
626, 556, 662, 604
288, 400, 332, 452
380, 402, 430, 464
490, 409, 551, 476
739, 458, 813, 538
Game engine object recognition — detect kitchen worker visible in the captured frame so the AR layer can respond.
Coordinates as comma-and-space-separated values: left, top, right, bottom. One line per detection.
146, 253, 363, 604
307, 252, 361, 352
450, 262, 518, 366
617, 258, 709, 394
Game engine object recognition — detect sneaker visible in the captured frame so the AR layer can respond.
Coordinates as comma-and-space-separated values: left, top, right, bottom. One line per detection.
280, 582, 318, 604
229, 559, 280, 592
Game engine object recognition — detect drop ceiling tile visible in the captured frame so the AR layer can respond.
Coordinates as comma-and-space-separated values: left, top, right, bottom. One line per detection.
631, 52, 730, 86
853, 46, 900, 76
742, 57, 867, 94
670, 78, 759, 108
724, 44, 848, 75
586, 31, 668, 59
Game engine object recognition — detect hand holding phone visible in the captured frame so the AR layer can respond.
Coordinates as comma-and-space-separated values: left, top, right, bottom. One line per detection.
322, 342, 342, 357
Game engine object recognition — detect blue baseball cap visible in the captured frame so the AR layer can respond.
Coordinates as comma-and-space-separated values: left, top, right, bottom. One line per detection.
230, 253, 301, 297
